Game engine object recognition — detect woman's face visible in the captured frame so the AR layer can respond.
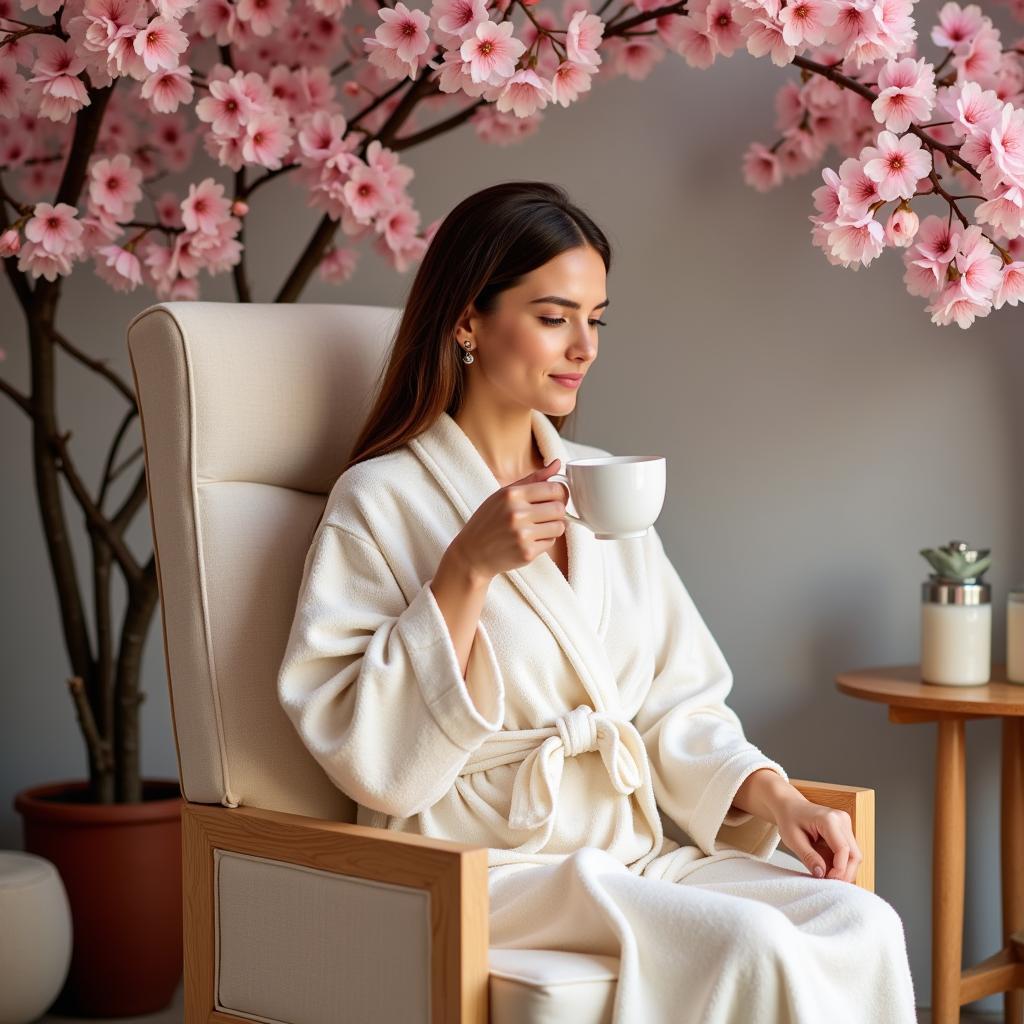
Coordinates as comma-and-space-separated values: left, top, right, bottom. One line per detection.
458, 245, 608, 416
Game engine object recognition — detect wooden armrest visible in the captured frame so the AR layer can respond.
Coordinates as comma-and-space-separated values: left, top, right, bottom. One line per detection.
786, 779, 875, 892
182, 802, 489, 1024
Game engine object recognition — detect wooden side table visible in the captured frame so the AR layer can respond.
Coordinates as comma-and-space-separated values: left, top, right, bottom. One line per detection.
836, 664, 1024, 1024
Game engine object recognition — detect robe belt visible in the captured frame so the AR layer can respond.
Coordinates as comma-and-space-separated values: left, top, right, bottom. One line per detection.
458, 705, 650, 832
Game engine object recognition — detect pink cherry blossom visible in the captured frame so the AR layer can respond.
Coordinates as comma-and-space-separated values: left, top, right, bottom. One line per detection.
550, 61, 595, 106
80, 209, 123, 249
811, 166, 842, 220
743, 17, 796, 67
95, 243, 144, 290
343, 162, 392, 222
461, 20, 527, 85
243, 111, 292, 169
836, 156, 880, 220
974, 181, 1024, 237
194, 0, 237, 44
861, 131, 931, 201
0, 228, 21, 256
925, 278, 991, 328
25, 202, 84, 255
89, 154, 143, 220
0, 58, 28, 119
140, 65, 195, 113
17, 240, 75, 281
827, 212, 886, 266
953, 225, 1002, 303
28, 37, 90, 122
376, 199, 420, 252
297, 110, 349, 162
612, 38, 665, 80
566, 10, 604, 69
671, 15, 717, 68
373, 1, 432, 63
133, 16, 188, 73
993, 262, 1024, 309
704, 0, 744, 56
909, 215, 961, 288
495, 68, 552, 116
871, 57, 935, 133
987, 103, 1024, 183
236, 0, 289, 36
364, 38, 421, 80
318, 245, 358, 283
742, 142, 783, 191
181, 178, 231, 234
884, 204, 919, 246
195, 75, 254, 135
937, 81, 1001, 140
778, 0, 838, 49
952, 22, 1001, 83
930, 1, 984, 51
429, 0, 488, 46
155, 0, 201, 18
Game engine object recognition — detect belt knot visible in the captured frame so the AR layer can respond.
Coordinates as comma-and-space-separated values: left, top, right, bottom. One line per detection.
556, 705, 600, 757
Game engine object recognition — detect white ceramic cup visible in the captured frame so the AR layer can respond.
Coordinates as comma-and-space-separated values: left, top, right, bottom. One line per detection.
549, 456, 666, 540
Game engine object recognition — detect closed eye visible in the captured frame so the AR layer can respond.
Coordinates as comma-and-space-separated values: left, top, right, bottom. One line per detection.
540, 317, 607, 327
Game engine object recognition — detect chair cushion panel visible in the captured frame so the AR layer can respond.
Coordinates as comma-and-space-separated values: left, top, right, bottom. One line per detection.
215, 849, 430, 1024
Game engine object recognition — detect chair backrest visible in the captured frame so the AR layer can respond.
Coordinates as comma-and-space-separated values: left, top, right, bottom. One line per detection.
126, 300, 402, 821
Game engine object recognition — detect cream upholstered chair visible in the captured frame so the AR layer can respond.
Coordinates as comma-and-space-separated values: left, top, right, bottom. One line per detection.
126, 300, 877, 1024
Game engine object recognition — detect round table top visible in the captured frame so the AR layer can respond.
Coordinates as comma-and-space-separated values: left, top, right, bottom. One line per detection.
836, 664, 1024, 715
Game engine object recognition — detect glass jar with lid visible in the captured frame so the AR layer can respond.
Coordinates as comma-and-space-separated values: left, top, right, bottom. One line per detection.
920, 540, 991, 686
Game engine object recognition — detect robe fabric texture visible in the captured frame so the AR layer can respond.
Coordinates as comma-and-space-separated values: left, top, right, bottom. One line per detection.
277, 409, 918, 1023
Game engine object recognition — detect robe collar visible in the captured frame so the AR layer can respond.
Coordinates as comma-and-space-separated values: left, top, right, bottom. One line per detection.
408, 409, 620, 714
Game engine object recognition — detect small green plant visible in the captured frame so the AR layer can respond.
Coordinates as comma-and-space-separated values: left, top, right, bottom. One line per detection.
920, 540, 992, 583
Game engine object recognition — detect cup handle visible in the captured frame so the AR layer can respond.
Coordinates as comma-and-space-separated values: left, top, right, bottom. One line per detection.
548, 473, 584, 524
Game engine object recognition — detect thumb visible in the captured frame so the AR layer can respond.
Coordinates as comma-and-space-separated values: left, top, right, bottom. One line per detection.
514, 457, 560, 486
787, 832, 828, 879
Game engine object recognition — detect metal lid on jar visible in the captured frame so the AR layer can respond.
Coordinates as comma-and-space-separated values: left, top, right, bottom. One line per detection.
922, 579, 991, 604
921, 540, 992, 604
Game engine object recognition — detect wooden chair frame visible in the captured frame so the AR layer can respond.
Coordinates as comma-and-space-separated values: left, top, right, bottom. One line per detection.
183, 777, 874, 1024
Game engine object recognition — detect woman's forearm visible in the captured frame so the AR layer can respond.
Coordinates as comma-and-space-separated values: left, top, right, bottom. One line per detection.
732, 767, 806, 822
429, 542, 494, 703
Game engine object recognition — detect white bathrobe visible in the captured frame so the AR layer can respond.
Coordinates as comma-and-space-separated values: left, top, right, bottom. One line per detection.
277, 408, 918, 1023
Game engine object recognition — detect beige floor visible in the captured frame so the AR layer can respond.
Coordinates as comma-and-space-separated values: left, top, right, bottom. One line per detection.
33, 977, 1010, 1024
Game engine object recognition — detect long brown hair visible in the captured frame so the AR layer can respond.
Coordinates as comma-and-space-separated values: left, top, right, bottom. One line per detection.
343, 180, 612, 473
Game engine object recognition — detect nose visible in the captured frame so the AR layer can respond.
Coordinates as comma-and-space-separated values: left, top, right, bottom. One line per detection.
569, 325, 597, 360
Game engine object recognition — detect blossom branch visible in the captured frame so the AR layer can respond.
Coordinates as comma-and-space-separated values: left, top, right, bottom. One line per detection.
791, 54, 979, 179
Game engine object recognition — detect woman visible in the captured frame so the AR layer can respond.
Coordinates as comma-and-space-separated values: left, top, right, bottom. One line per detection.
276, 181, 917, 1022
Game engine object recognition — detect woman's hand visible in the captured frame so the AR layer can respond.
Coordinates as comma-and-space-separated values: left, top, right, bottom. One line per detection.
449, 458, 567, 581
772, 794, 863, 884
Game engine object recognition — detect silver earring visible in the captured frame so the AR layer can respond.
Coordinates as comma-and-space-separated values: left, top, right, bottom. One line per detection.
461, 340, 474, 364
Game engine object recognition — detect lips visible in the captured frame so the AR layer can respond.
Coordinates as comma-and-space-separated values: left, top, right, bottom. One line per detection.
550, 373, 583, 381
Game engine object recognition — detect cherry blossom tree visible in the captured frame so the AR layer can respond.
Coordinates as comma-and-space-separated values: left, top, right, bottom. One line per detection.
1, 0, 1023, 803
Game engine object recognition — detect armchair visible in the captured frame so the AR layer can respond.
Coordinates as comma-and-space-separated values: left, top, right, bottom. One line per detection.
126, 300, 876, 1024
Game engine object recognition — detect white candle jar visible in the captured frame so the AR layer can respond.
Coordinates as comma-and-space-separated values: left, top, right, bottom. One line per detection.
1008, 588, 1024, 684
920, 577, 991, 686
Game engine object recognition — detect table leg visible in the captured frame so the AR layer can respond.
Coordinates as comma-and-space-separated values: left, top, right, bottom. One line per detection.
933, 717, 966, 1024
1003, 716, 1024, 1024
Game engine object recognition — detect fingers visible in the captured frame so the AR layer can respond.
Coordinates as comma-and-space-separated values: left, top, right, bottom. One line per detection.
819, 811, 861, 883
787, 831, 829, 879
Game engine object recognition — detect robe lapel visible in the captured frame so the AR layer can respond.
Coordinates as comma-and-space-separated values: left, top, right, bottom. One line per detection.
408, 409, 620, 714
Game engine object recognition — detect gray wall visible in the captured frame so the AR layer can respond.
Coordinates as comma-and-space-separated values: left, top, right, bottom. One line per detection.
2, 39, 1022, 1016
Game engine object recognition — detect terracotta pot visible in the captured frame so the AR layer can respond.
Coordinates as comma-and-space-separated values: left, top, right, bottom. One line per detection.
13, 778, 183, 1018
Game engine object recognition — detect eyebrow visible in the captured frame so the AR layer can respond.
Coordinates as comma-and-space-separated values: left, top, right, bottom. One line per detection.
529, 295, 610, 311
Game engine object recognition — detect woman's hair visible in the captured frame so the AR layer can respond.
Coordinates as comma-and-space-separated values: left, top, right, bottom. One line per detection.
343, 180, 612, 473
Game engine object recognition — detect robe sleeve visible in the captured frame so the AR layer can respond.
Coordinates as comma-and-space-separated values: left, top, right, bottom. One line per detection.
277, 521, 506, 818
631, 525, 789, 860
